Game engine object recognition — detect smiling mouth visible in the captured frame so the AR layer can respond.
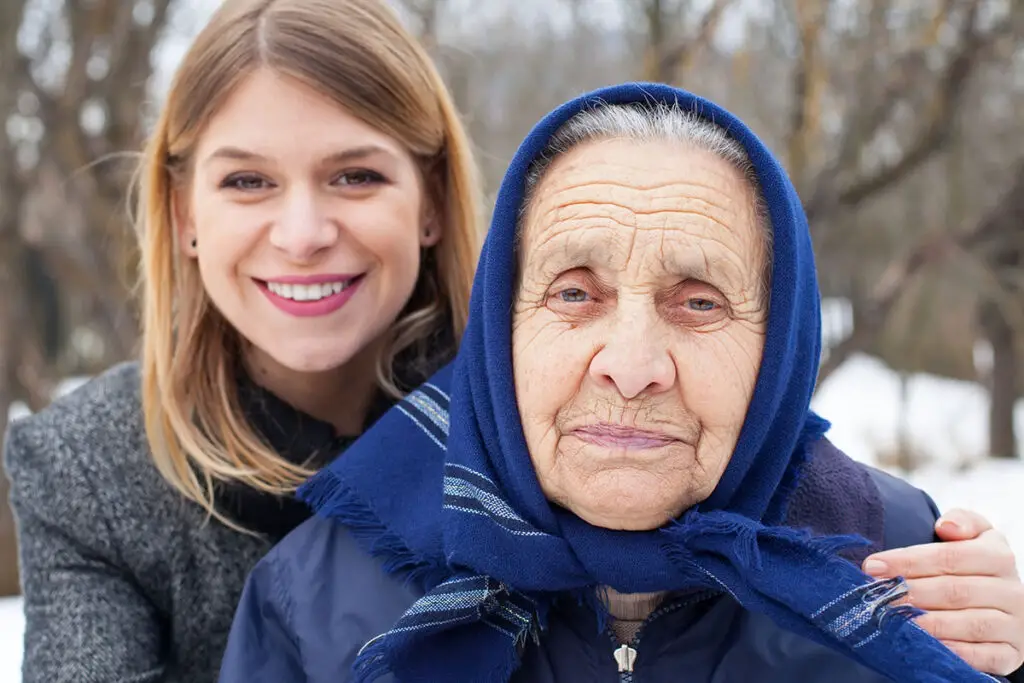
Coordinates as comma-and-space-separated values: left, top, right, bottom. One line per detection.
256, 275, 364, 302
571, 423, 680, 450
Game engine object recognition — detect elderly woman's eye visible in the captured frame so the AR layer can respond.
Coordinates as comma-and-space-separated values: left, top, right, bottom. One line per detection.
558, 288, 590, 303
687, 298, 718, 311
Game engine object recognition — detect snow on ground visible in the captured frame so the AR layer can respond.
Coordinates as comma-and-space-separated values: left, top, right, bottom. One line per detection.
0, 598, 23, 678
811, 353, 1024, 567
5, 376, 91, 424
1, 356, 1023, 679
811, 354, 1024, 468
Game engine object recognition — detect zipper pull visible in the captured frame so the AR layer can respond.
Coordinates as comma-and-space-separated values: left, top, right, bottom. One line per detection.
613, 644, 637, 672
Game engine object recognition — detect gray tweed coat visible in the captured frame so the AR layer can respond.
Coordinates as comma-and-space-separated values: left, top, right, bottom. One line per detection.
4, 362, 308, 683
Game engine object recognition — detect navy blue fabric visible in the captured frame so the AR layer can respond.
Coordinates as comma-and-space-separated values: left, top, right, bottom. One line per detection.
220, 457, 1010, 682
285, 83, 995, 683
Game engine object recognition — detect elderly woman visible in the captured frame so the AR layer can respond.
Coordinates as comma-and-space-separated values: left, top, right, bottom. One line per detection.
219, 84, 1023, 682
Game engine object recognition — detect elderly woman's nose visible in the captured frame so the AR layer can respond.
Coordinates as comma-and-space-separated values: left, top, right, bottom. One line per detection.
268, 188, 339, 259
588, 316, 676, 400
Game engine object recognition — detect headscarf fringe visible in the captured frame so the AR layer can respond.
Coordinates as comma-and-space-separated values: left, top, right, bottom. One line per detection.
298, 470, 449, 592
351, 647, 390, 683
662, 508, 869, 577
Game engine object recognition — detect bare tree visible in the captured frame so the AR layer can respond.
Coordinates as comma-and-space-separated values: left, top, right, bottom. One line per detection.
771, 0, 1024, 388
801, 0, 1021, 227
975, 161, 1024, 458
0, 0, 175, 597
634, 0, 736, 83
816, 157, 1023, 396
0, 0, 32, 601
392, 0, 445, 51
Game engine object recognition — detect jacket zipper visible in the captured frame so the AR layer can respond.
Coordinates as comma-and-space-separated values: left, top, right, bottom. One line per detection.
608, 590, 717, 682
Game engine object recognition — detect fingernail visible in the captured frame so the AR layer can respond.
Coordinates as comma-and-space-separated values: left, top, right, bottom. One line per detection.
937, 519, 961, 533
863, 559, 889, 576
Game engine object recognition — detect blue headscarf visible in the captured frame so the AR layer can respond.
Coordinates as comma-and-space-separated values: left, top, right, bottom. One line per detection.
300, 84, 994, 683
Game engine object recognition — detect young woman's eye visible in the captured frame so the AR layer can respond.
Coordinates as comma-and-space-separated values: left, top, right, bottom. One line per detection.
220, 174, 271, 191
334, 170, 386, 186
557, 288, 590, 303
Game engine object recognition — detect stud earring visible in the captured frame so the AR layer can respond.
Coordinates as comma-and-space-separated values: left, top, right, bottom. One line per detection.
190, 237, 197, 248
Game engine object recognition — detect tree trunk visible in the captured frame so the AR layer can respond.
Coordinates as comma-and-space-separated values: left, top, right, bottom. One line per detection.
981, 302, 1019, 459
0, 380, 21, 598
896, 370, 914, 471
0, 232, 25, 598
0, 0, 27, 599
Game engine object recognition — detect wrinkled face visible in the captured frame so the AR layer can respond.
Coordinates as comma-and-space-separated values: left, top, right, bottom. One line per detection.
512, 138, 768, 531
180, 68, 438, 378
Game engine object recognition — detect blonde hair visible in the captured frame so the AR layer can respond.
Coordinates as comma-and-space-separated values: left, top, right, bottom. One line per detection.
134, 0, 482, 529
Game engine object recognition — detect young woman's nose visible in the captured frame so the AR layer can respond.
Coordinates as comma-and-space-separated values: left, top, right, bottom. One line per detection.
268, 187, 338, 260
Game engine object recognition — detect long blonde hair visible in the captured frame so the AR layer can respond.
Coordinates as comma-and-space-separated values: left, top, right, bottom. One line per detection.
135, 0, 482, 528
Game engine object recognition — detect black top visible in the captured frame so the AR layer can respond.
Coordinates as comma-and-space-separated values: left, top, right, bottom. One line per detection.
217, 375, 391, 540
221, 316, 456, 540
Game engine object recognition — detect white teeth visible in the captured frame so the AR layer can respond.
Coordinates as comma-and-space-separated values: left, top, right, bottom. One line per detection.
266, 280, 350, 301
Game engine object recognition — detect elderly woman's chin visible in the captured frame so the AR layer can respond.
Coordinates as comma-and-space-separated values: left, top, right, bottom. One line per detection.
537, 440, 715, 531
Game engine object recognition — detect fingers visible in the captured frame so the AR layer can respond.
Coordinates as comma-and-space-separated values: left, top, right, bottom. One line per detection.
915, 609, 1018, 646
907, 576, 1024, 676
933, 509, 995, 542
938, 640, 1022, 678
863, 531, 1018, 580
905, 576, 1021, 612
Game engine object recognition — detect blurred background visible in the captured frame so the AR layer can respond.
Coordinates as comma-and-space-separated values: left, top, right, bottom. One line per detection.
0, 0, 1022, 675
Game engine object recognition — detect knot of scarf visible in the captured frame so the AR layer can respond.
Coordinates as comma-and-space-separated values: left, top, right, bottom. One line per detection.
299, 83, 997, 683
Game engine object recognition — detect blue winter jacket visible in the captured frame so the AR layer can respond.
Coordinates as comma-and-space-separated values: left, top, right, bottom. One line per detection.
218, 457, 1010, 683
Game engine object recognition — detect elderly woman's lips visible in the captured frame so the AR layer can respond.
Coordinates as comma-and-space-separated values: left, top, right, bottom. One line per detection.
571, 424, 678, 450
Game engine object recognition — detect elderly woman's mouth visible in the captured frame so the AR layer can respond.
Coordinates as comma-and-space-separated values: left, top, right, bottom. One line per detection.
571, 423, 680, 450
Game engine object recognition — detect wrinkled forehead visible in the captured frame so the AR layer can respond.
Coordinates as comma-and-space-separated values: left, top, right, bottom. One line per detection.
518, 138, 765, 289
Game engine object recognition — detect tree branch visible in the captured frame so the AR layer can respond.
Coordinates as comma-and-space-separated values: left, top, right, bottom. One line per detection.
829, 0, 951, 187
807, 0, 1011, 223
785, 0, 828, 186
655, 0, 736, 79
818, 158, 1024, 384
391, 0, 445, 48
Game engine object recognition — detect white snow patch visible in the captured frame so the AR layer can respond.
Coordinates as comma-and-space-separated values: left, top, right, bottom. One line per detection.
811, 353, 1024, 563
811, 354, 1024, 468
0, 597, 24, 679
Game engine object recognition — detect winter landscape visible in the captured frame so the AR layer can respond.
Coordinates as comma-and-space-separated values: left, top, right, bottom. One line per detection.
2, 0, 1022, 680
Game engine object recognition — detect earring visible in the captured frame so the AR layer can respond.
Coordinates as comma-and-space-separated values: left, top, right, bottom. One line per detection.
190, 237, 197, 248
423, 228, 431, 239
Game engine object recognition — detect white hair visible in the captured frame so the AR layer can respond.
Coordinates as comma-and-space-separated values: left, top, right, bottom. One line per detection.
521, 102, 774, 292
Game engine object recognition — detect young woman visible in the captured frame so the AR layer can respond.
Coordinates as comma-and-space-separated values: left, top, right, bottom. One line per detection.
4, 1, 1022, 683
4, 1, 480, 681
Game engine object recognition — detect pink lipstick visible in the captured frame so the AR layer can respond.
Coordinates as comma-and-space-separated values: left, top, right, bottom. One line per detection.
255, 273, 364, 318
